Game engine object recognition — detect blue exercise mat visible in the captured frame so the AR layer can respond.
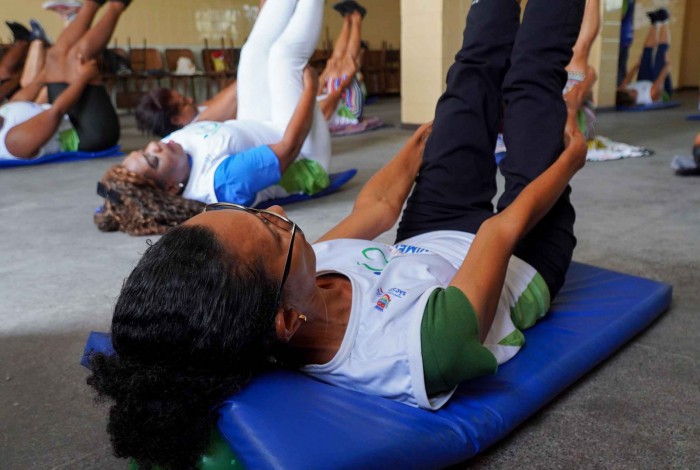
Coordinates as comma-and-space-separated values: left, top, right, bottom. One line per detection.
0, 145, 122, 169
686, 114, 700, 121
255, 168, 357, 209
81, 262, 671, 469
616, 100, 681, 112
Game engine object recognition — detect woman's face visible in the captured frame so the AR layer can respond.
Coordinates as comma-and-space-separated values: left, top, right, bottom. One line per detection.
122, 140, 190, 192
185, 206, 317, 303
168, 90, 198, 127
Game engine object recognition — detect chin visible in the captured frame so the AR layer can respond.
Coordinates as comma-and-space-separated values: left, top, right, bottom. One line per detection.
166, 140, 185, 155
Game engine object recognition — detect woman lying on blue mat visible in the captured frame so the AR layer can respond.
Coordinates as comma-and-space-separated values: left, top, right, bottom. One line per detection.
0, 0, 128, 161
117, 0, 330, 211
95, 65, 320, 236
88, 0, 587, 467
616, 10, 673, 107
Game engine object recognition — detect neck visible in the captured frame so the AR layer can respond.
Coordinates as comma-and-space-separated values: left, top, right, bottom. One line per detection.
285, 274, 352, 365
177, 154, 193, 194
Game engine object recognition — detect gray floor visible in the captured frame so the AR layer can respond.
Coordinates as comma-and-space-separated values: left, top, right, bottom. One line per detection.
1, 94, 699, 469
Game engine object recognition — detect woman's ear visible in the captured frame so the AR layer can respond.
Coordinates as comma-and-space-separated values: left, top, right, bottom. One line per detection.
166, 183, 182, 195
274, 307, 305, 342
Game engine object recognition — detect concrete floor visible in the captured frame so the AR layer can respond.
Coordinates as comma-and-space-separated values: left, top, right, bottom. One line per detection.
1, 93, 699, 469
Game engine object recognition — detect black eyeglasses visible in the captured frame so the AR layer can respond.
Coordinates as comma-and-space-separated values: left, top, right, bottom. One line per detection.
204, 203, 297, 305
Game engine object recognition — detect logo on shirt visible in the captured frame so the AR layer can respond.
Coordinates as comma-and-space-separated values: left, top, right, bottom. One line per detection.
191, 122, 221, 139
375, 293, 391, 312
357, 247, 390, 276
357, 245, 430, 276
388, 287, 407, 299
392, 244, 430, 255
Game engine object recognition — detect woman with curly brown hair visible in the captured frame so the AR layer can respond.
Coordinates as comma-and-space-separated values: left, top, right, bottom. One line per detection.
95, 165, 204, 236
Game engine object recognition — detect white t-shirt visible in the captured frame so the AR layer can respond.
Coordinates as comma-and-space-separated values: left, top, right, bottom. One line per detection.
165, 120, 281, 204
303, 231, 544, 410
0, 102, 73, 160
626, 80, 654, 105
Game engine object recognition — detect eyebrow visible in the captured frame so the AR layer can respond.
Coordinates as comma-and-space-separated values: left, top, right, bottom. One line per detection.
251, 211, 281, 244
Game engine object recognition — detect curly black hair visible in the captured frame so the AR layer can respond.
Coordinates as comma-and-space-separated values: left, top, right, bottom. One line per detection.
87, 225, 280, 469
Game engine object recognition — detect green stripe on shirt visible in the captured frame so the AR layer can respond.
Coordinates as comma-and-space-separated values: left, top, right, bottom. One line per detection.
421, 286, 498, 396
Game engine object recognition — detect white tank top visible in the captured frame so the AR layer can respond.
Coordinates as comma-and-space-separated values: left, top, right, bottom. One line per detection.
165, 120, 280, 203
303, 232, 543, 410
626, 80, 654, 105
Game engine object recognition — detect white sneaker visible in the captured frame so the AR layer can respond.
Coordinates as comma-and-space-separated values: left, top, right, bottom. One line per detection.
42, 1, 83, 23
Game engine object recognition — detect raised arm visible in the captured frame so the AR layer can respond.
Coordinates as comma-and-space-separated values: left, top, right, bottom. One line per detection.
317, 122, 432, 243
5, 56, 98, 159
619, 61, 640, 89
268, 65, 319, 173
450, 115, 587, 342
318, 71, 355, 120
564, 65, 597, 111
196, 81, 238, 122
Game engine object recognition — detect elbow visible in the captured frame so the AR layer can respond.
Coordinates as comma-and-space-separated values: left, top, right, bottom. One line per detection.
478, 216, 522, 251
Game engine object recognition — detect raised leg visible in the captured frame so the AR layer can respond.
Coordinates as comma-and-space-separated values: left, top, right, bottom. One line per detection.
267, 0, 329, 170
236, 0, 297, 122
498, 0, 585, 297
0, 40, 29, 81
396, 0, 521, 242
636, 26, 658, 81
20, 39, 47, 88
45, 1, 127, 84
655, 23, 673, 96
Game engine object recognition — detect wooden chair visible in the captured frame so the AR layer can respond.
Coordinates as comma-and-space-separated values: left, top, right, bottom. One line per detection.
165, 48, 201, 101
100, 47, 140, 110
383, 45, 401, 95
362, 48, 386, 96
201, 43, 239, 99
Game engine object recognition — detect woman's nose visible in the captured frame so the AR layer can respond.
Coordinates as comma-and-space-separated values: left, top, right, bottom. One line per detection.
267, 205, 287, 218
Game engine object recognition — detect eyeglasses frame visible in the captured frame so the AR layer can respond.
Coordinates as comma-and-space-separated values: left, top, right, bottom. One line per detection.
203, 202, 297, 306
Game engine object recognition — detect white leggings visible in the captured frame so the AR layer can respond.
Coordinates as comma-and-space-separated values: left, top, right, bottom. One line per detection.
237, 0, 331, 171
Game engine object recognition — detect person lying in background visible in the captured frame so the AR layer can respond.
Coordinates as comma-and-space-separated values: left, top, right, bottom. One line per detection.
616, 9, 672, 107
133, 0, 368, 137
0, 0, 130, 160
96, 0, 330, 234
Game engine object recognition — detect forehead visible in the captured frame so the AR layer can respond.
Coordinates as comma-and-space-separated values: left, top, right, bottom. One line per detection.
122, 150, 148, 173
169, 90, 184, 103
186, 210, 274, 256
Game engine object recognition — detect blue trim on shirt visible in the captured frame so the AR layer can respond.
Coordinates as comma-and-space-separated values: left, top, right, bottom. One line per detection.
213, 145, 281, 206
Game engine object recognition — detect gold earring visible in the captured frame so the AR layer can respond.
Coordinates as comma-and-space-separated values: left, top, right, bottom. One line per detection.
298, 314, 307, 322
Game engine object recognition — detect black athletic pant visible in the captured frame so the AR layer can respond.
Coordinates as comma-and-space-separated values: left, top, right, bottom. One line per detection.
396, 0, 585, 299
47, 83, 120, 151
